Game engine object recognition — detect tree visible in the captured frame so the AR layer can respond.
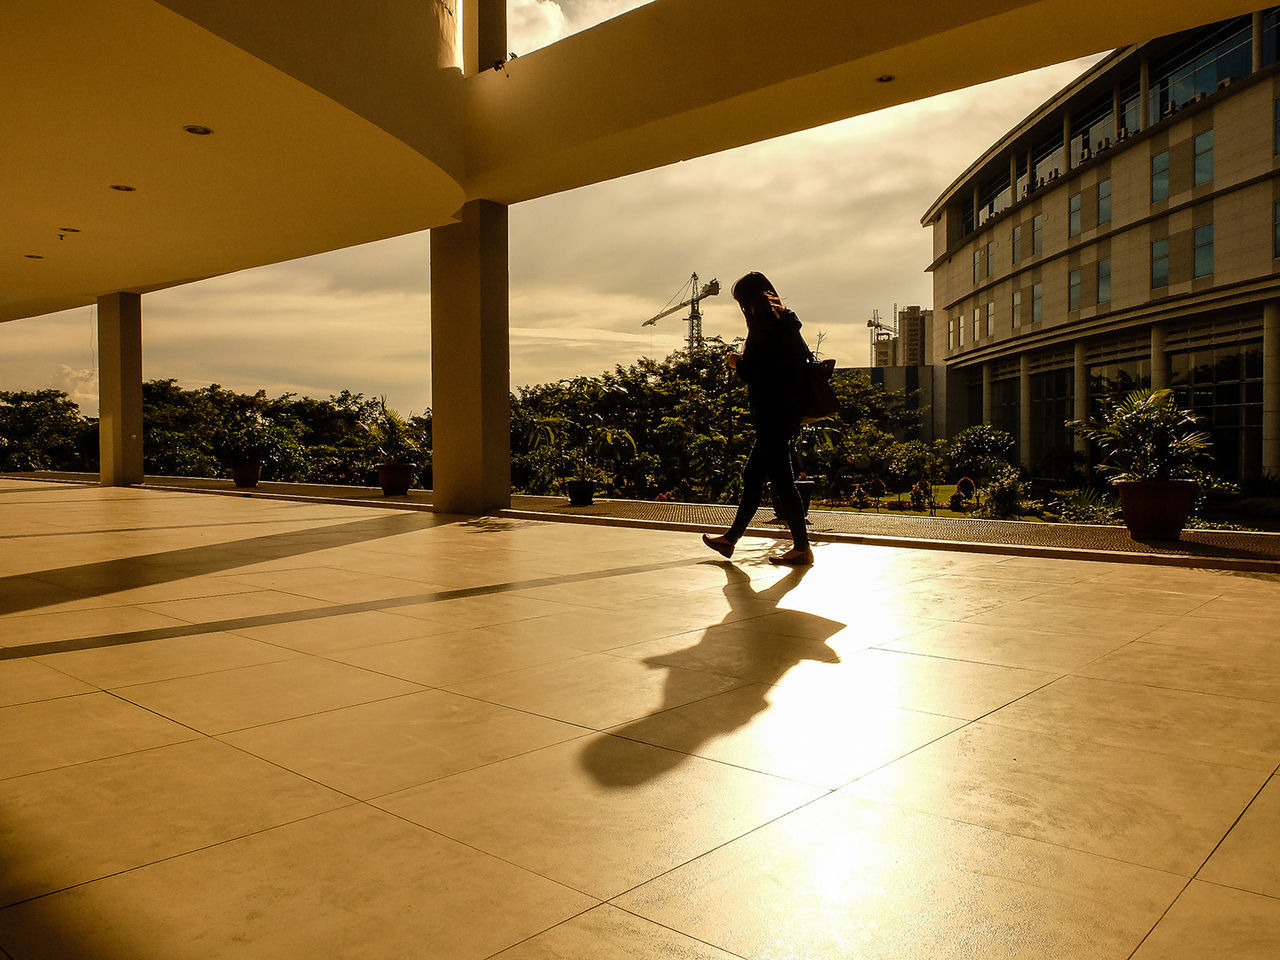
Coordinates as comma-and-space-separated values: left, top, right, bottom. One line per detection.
0, 390, 95, 471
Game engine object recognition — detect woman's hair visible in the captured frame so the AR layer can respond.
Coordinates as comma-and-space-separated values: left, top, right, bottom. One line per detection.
732, 272, 787, 330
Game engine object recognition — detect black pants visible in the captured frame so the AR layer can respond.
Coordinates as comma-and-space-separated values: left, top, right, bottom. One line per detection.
726, 424, 808, 549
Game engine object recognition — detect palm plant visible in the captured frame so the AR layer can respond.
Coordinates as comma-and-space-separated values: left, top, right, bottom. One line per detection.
1069, 388, 1211, 482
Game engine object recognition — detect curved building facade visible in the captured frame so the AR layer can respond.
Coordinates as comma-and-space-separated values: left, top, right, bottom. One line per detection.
924, 8, 1280, 481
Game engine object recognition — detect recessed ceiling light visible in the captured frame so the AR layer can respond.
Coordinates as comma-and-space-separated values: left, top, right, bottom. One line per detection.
183, 124, 214, 135
876, 74, 895, 83
110, 184, 136, 191
25, 254, 44, 259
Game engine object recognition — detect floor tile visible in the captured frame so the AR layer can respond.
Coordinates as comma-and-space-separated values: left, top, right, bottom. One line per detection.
1130, 881, 1280, 960
113, 657, 424, 734
605, 622, 840, 685
1199, 775, 1280, 897
1076, 641, 1280, 703
0, 739, 349, 905
0, 692, 197, 780
616, 791, 1185, 960
879, 619, 1130, 672
444, 653, 749, 729
846, 721, 1266, 874
136, 589, 327, 627
770, 648, 1057, 720
0, 805, 595, 960
35, 631, 300, 688
490, 904, 740, 959
0, 659, 94, 706
377, 736, 821, 899
473, 608, 696, 653
982, 675, 1280, 772
226, 608, 453, 654
224, 690, 585, 799
330, 629, 588, 686
605, 681, 965, 788
963, 599, 1177, 639
0, 606, 189, 651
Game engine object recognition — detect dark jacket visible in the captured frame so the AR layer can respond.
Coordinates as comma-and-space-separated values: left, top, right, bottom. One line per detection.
735, 309, 811, 431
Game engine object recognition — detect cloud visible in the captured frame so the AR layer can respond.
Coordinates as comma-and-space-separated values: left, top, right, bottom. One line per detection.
509, 0, 569, 52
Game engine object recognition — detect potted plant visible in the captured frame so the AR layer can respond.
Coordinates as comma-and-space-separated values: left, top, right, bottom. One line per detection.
526, 379, 634, 507
368, 399, 421, 496
1070, 388, 1212, 540
214, 416, 283, 489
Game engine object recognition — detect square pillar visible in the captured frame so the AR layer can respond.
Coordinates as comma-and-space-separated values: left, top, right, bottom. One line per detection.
430, 200, 510, 515
1151, 323, 1168, 391
1264, 300, 1280, 477
1019, 354, 1032, 470
97, 292, 143, 485
981, 363, 993, 425
1073, 341, 1088, 455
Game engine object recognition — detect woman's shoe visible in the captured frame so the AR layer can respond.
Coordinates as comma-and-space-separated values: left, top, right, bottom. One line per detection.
768, 547, 813, 566
702, 534, 735, 558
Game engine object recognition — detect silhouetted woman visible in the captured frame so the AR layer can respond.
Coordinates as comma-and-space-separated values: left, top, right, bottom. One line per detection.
703, 271, 814, 565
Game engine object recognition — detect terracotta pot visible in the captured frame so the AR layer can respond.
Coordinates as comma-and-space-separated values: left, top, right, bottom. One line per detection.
566, 479, 594, 506
376, 462, 414, 496
1115, 479, 1196, 540
230, 464, 260, 489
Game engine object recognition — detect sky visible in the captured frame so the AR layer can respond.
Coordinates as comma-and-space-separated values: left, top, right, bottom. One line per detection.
1, 0, 1105, 418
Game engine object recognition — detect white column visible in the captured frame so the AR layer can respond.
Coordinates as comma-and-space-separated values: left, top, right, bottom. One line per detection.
1073, 341, 1088, 454
1264, 300, 1280, 477
97, 292, 143, 486
463, 0, 506, 74
1139, 59, 1150, 131
1151, 323, 1168, 391
430, 200, 511, 515
981, 363, 993, 425
1019, 354, 1032, 470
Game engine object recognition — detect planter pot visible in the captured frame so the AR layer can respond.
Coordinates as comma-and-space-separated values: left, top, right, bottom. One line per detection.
1115, 479, 1196, 540
566, 479, 595, 506
230, 464, 261, 489
376, 462, 414, 496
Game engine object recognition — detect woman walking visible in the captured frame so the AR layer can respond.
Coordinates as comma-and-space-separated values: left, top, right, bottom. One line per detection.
703, 271, 814, 565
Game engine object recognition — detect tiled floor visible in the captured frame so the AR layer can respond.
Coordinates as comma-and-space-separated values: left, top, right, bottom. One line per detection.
1, 478, 1278, 959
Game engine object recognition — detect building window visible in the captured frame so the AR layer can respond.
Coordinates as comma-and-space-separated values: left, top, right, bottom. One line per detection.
1275, 100, 1280, 155
948, 318, 955, 350
1068, 193, 1082, 237
986, 241, 995, 278
973, 308, 981, 342
973, 250, 981, 284
1274, 202, 1280, 258
1097, 258, 1111, 303
957, 313, 964, 347
1012, 290, 1022, 326
1032, 214, 1044, 253
1012, 225, 1022, 264
1193, 130, 1214, 186
1032, 283, 1043, 322
1152, 238, 1170, 288
1193, 224, 1214, 278
1098, 179, 1112, 225
986, 302, 994, 337
1151, 151, 1169, 202
1068, 268, 1082, 310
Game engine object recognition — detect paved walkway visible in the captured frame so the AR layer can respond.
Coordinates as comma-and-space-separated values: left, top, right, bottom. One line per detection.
0, 477, 1277, 958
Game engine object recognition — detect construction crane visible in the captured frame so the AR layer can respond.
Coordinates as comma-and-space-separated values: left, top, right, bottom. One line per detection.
867, 307, 898, 366
642, 273, 720, 351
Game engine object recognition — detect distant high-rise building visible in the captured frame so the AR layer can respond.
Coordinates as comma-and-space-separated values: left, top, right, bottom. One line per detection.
897, 306, 932, 366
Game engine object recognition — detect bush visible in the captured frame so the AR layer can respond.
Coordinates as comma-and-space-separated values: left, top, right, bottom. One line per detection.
973, 465, 1042, 520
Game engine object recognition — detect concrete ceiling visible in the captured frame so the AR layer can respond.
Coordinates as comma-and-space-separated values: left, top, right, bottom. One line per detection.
2, 0, 1261, 324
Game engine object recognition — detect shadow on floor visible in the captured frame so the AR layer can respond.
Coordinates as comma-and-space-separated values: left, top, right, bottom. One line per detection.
580, 561, 845, 787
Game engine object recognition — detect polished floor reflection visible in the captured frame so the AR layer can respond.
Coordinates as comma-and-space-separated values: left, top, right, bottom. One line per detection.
0, 479, 1277, 958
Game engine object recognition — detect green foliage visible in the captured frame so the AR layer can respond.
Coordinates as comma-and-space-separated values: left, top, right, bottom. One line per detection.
973, 465, 1042, 519
368, 397, 421, 465
947, 425, 1015, 482
1069, 388, 1212, 483
0, 390, 97, 471
1049, 486, 1121, 525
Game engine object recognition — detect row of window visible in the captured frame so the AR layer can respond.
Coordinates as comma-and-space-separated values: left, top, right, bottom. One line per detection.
973, 126, 1217, 287
953, 223, 1218, 350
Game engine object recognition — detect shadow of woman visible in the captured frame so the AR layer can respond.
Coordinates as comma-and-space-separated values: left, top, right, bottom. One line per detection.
581, 559, 845, 787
